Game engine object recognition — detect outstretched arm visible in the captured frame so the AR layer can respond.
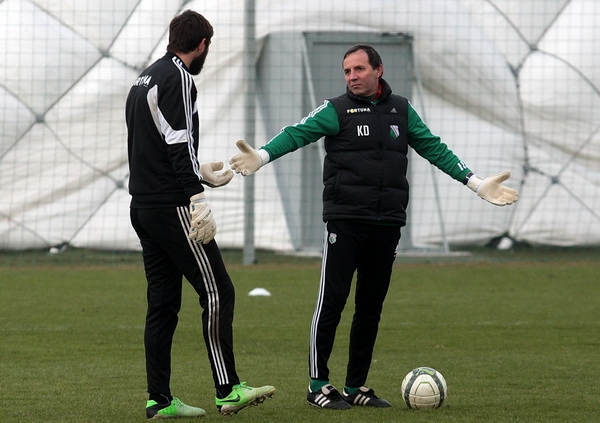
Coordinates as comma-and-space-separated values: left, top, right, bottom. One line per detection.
229, 100, 340, 176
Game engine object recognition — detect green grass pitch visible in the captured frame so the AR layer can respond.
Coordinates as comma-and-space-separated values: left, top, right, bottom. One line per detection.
1, 248, 598, 422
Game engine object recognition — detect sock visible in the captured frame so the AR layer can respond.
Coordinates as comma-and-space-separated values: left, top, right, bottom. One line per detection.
309, 379, 329, 392
149, 393, 172, 404
216, 384, 234, 399
344, 386, 359, 395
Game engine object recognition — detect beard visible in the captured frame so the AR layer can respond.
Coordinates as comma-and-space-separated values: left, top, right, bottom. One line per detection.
188, 50, 208, 75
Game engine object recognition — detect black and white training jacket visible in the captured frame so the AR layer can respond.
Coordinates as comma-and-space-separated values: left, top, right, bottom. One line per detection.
126, 52, 204, 209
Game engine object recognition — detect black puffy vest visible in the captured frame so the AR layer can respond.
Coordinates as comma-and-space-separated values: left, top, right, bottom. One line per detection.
323, 79, 409, 226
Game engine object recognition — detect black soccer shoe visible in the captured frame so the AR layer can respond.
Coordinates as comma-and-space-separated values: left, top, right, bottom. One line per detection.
343, 386, 392, 407
307, 384, 352, 410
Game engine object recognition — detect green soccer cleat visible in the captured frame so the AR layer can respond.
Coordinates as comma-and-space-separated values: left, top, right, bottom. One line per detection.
146, 397, 206, 419
215, 382, 276, 415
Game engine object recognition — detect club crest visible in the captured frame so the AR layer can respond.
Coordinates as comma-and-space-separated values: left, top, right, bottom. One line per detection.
328, 233, 337, 244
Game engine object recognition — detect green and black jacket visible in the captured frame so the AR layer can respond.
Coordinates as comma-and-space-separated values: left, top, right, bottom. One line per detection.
260, 78, 472, 226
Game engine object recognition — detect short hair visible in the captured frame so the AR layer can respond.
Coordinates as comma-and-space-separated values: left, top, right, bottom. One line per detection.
343, 44, 383, 69
167, 10, 213, 54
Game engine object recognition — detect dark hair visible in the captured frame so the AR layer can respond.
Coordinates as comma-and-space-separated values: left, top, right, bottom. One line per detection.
167, 10, 213, 54
343, 44, 383, 69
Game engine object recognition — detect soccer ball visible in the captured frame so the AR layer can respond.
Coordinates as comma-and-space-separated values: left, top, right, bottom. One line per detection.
401, 367, 448, 409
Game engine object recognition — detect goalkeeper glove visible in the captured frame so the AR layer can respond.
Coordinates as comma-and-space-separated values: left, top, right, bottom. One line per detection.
466, 171, 519, 206
188, 193, 217, 244
200, 161, 234, 188
229, 139, 269, 176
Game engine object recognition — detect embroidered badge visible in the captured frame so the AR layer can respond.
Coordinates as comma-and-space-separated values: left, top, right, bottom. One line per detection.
328, 233, 337, 244
389, 125, 399, 139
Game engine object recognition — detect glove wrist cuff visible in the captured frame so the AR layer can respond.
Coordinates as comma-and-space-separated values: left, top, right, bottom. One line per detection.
466, 173, 484, 193
190, 192, 206, 203
257, 148, 270, 166
462, 171, 474, 185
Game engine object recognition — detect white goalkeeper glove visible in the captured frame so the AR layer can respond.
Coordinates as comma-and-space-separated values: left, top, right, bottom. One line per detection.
229, 139, 269, 176
200, 161, 234, 188
188, 193, 217, 244
467, 171, 519, 206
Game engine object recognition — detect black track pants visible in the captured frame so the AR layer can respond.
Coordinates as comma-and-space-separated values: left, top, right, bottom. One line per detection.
309, 220, 400, 388
130, 206, 239, 396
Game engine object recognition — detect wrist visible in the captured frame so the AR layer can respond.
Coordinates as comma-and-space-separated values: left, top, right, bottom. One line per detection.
190, 192, 206, 203
462, 171, 474, 185
257, 148, 270, 166
466, 173, 484, 193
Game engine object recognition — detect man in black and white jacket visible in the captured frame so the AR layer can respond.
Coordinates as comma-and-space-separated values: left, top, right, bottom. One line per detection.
126, 9, 274, 419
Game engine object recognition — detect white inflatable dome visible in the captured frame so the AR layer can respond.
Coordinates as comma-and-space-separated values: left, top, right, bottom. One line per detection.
1, 0, 599, 251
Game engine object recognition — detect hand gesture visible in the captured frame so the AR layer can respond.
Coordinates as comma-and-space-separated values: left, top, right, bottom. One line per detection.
468, 171, 519, 206
200, 162, 234, 188
229, 139, 264, 176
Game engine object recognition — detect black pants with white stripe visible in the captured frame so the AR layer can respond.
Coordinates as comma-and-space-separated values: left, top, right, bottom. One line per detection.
130, 206, 239, 397
310, 220, 401, 388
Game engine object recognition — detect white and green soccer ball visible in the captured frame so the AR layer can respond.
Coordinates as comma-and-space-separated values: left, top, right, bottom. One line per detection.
401, 367, 448, 409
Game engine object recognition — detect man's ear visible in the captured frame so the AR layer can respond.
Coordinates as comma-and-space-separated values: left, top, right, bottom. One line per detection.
199, 38, 210, 52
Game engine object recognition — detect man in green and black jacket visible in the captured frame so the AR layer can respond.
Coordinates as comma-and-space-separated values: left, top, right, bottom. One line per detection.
230, 44, 518, 410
